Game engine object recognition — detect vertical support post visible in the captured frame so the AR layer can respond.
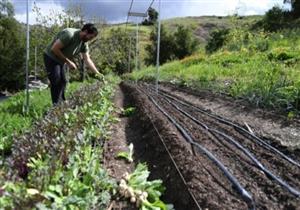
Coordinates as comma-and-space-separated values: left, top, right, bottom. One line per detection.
155, 0, 161, 94
128, 36, 132, 72
25, 0, 30, 113
135, 22, 139, 71
34, 46, 37, 80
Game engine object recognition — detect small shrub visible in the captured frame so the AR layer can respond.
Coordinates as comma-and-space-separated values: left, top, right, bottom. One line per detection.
205, 29, 229, 54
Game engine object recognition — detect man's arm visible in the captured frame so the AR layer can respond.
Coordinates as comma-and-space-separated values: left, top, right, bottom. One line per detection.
82, 52, 101, 75
51, 40, 77, 69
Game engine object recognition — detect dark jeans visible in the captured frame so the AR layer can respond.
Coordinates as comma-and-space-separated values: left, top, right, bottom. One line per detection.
43, 53, 67, 105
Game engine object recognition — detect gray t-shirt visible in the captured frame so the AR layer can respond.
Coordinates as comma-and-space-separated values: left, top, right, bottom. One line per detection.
45, 28, 89, 64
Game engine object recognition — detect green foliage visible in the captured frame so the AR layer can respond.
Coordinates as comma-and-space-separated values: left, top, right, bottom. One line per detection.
0, 17, 25, 91
128, 42, 300, 114
142, 7, 158, 26
0, 82, 83, 154
0, 78, 119, 209
174, 25, 199, 59
122, 106, 136, 117
285, 0, 300, 18
261, 6, 289, 31
91, 28, 132, 75
224, 29, 270, 53
117, 143, 134, 163
0, 0, 14, 18
145, 24, 176, 65
145, 24, 198, 65
205, 29, 229, 53
119, 163, 173, 210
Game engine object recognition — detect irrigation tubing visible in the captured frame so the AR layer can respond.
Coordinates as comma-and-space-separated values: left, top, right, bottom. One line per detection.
152, 85, 300, 169
158, 93, 300, 197
143, 91, 256, 210
137, 95, 202, 210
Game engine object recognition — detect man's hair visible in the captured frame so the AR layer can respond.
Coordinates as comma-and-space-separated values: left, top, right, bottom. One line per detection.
81, 23, 98, 35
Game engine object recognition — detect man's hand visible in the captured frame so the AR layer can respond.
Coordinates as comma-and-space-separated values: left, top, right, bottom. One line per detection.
66, 59, 77, 70
95, 73, 104, 81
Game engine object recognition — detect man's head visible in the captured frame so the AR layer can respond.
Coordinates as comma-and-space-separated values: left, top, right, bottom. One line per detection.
80, 23, 98, 42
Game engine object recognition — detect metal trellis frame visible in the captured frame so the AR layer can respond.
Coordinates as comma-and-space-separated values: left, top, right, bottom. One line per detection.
25, 0, 30, 113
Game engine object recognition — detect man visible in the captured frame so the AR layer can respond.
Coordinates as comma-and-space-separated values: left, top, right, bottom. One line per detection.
44, 23, 102, 105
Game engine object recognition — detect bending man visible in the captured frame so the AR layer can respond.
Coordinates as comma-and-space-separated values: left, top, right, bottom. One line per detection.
44, 23, 102, 105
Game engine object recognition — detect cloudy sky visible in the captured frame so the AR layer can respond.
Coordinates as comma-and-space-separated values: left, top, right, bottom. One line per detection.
12, 0, 288, 24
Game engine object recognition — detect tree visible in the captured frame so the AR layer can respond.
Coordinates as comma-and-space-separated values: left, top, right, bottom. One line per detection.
262, 6, 287, 31
0, 17, 25, 91
0, 0, 14, 18
284, 0, 300, 18
142, 7, 158, 26
145, 24, 176, 65
90, 28, 131, 75
174, 25, 198, 59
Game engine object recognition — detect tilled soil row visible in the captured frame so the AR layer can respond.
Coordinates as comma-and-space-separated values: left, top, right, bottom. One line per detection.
122, 82, 300, 210
120, 82, 200, 210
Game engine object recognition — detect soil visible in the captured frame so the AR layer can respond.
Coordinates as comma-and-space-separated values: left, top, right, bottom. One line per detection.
104, 85, 198, 210
104, 82, 300, 210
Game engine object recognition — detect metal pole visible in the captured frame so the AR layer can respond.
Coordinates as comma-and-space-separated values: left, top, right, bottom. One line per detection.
34, 46, 37, 81
155, 0, 161, 94
128, 36, 132, 72
25, 0, 30, 112
135, 22, 139, 71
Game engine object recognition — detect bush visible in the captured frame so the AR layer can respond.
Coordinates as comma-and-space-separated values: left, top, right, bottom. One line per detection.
145, 24, 198, 65
0, 17, 25, 91
91, 28, 131, 75
145, 24, 176, 65
174, 25, 198, 59
261, 6, 289, 31
205, 29, 229, 54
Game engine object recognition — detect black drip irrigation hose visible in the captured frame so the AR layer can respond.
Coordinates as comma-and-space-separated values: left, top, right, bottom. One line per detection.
144, 91, 256, 210
160, 95, 300, 198
153, 86, 300, 169
138, 99, 202, 210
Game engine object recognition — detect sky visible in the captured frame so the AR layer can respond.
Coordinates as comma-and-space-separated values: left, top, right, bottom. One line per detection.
11, 0, 288, 24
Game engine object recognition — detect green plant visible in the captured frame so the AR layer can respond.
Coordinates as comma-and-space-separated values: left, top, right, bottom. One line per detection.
117, 143, 134, 163
0, 82, 84, 154
205, 29, 229, 53
173, 25, 198, 59
0, 16, 25, 91
0, 78, 120, 209
122, 107, 136, 117
119, 163, 174, 210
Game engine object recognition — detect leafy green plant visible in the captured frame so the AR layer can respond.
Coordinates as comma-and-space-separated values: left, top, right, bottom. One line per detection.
0, 77, 120, 209
119, 163, 174, 210
117, 143, 134, 163
122, 107, 136, 117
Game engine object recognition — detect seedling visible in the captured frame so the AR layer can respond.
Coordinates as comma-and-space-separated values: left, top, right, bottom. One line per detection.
122, 107, 136, 117
117, 143, 134, 163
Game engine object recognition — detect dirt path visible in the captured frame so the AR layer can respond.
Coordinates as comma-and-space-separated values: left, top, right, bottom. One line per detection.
104, 85, 197, 210
117, 82, 300, 210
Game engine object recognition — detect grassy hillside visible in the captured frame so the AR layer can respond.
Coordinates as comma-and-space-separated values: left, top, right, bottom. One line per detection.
97, 16, 262, 69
